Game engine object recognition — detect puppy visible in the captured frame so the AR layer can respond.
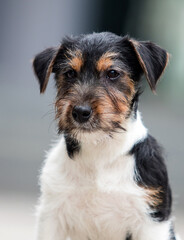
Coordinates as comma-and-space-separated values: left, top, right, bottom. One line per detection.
33, 32, 178, 240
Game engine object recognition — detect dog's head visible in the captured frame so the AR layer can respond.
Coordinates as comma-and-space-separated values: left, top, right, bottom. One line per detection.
33, 32, 169, 139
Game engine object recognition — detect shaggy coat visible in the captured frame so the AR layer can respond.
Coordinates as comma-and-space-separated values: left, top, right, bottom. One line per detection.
33, 32, 179, 240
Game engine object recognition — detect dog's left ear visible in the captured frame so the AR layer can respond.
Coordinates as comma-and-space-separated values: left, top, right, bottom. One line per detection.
33, 47, 59, 93
129, 39, 169, 92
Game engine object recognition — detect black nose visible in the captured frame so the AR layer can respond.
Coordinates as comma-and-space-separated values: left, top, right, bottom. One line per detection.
72, 105, 92, 123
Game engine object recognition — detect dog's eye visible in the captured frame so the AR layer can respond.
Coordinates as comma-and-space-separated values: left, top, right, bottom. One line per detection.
65, 69, 76, 79
106, 70, 120, 80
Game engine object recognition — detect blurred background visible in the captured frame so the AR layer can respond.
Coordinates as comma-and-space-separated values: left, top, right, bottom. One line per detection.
0, 0, 183, 239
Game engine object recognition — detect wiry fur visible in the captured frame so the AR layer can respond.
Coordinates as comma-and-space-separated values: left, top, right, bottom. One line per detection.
33, 32, 179, 240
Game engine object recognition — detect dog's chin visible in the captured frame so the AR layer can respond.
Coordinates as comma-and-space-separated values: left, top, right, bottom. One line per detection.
59, 118, 126, 144
72, 129, 113, 145
62, 124, 113, 145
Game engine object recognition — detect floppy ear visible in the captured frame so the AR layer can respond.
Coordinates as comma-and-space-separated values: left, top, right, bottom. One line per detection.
33, 47, 59, 93
129, 39, 169, 93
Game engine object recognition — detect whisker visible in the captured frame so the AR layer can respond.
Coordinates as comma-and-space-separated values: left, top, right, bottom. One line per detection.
48, 119, 57, 133
41, 109, 55, 119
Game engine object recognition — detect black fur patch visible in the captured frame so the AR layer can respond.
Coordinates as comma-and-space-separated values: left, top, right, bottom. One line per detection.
129, 89, 142, 119
170, 224, 176, 240
125, 233, 132, 240
130, 134, 172, 222
64, 134, 80, 159
130, 40, 169, 92
33, 47, 58, 93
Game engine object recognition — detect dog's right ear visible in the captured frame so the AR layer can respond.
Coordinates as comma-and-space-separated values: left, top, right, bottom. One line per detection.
33, 47, 59, 93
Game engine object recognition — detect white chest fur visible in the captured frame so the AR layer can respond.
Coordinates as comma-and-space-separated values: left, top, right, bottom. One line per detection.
41, 149, 147, 239
37, 113, 157, 240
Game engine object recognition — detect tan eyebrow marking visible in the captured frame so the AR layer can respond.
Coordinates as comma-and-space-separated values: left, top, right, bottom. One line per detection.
66, 50, 83, 72
96, 52, 118, 72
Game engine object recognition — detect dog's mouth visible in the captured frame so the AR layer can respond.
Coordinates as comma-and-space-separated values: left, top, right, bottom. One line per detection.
57, 110, 126, 140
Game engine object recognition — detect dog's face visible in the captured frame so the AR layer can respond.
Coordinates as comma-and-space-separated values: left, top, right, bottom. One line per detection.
33, 32, 169, 138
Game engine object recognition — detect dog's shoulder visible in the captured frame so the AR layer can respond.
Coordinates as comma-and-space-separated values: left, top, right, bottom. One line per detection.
130, 134, 172, 221
130, 134, 168, 187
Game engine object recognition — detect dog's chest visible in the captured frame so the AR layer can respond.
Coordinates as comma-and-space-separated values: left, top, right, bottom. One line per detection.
58, 154, 148, 240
